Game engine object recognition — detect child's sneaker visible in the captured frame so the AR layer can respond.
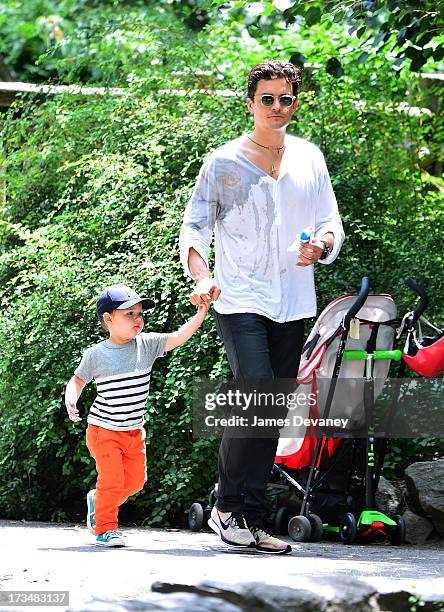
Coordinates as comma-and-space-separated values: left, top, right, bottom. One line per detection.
95, 530, 125, 547
208, 506, 256, 548
86, 489, 96, 533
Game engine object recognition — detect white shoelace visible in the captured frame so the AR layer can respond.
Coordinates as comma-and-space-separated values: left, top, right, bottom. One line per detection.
104, 530, 122, 538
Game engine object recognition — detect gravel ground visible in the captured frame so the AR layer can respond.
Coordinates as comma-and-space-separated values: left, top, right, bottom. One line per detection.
0, 520, 442, 611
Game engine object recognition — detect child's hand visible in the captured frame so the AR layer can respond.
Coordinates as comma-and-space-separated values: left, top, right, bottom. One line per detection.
66, 401, 82, 422
165, 301, 209, 352
197, 302, 210, 317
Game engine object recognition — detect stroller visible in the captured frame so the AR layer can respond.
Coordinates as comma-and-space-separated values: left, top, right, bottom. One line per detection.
273, 276, 442, 545
187, 277, 443, 545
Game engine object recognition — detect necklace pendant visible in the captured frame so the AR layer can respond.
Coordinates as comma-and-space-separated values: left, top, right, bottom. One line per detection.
271, 164, 276, 175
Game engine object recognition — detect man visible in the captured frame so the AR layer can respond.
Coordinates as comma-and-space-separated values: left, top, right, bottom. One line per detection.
179, 60, 344, 554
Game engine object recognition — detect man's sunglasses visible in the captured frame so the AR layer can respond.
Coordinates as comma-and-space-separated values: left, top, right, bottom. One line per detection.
256, 94, 297, 107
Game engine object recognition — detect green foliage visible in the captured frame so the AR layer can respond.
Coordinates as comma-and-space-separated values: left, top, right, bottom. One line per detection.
0, 0, 222, 83
384, 438, 444, 479
0, 4, 442, 525
214, 0, 444, 74
0, 88, 238, 524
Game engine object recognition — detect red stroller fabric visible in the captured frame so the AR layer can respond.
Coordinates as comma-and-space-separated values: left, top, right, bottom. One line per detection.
275, 373, 341, 469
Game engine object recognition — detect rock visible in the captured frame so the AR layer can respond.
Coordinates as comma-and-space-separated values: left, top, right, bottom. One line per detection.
152, 578, 379, 612
152, 580, 325, 611
402, 509, 434, 545
378, 590, 444, 612
376, 476, 401, 515
377, 590, 414, 612
405, 460, 444, 537
67, 592, 242, 611
67, 579, 444, 612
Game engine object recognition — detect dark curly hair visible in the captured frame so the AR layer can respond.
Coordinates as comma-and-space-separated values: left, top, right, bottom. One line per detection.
247, 60, 302, 100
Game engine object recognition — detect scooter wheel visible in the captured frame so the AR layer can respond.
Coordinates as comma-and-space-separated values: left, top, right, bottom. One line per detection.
288, 515, 312, 542
308, 513, 324, 542
339, 512, 357, 544
188, 502, 204, 532
388, 514, 406, 546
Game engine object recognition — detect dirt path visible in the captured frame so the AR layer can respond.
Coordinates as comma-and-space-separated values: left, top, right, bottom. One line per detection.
0, 521, 442, 610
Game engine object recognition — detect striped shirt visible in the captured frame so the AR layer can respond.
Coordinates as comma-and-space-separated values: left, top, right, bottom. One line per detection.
74, 332, 169, 431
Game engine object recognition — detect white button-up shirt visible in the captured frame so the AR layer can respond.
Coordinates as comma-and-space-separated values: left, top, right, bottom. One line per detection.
179, 134, 345, 323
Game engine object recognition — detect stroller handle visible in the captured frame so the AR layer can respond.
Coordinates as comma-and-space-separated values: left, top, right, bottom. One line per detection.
404, 277, 429, 325
343, 276, 370, 328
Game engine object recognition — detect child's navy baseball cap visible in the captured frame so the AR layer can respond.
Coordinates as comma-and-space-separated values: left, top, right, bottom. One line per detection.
96, 284, 155, 318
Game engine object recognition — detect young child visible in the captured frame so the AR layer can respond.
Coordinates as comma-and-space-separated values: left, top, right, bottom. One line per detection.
65, 283, 208, 547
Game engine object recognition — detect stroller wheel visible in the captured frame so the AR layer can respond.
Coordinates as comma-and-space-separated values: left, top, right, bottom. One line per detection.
274, 507, 290, 535
188, 502, 204, 532
339, 512, 357, 544
203, 505, 212, 525
288, 515, 312, 542
308, 513, 323, 542
388, 514, 406, 546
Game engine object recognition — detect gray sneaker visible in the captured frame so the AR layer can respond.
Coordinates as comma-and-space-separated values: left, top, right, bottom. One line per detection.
208, 507, 256, 548
249, 526, 292, 554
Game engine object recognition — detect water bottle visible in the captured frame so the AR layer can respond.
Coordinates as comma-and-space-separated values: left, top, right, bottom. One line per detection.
287, 226, 313, 253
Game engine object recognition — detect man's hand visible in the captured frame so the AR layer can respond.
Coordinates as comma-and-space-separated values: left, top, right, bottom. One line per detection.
189, 277, 221, 305
66, 400, 82, 422
296, 239, 324, 267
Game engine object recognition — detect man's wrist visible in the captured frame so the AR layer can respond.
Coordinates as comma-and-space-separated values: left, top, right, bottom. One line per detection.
320, 232, 334, 248
319, 239, 332, 260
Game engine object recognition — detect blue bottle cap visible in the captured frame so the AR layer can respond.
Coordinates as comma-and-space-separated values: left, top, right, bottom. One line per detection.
300, 230, 311, 241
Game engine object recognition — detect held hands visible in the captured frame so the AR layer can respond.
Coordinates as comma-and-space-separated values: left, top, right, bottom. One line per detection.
296, 239, 324, 267
165, 284, 213, 352
189, 277, 221, 306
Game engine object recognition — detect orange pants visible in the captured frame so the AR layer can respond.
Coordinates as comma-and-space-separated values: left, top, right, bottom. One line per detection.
86, 424, 147, 535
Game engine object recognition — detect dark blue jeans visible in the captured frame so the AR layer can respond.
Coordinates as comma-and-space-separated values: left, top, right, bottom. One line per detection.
213, 311, 305, 526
